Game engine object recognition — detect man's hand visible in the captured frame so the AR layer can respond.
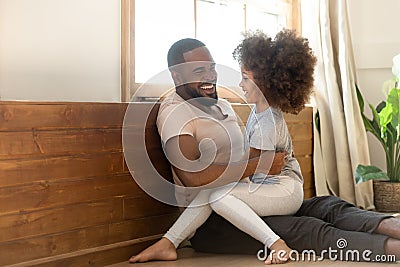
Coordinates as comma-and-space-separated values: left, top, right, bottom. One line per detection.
268, 152, 287, 175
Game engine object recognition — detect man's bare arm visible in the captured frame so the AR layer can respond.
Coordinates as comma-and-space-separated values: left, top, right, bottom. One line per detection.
164, 135, 283, 187
248, 147, 286, 175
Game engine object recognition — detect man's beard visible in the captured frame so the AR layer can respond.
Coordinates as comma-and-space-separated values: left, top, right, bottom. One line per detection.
179, 84, 218, 107
188, 85, 218, 107
194, 93, 218, 106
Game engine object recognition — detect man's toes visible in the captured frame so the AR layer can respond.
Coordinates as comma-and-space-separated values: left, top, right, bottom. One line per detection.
129, 255, 143, 263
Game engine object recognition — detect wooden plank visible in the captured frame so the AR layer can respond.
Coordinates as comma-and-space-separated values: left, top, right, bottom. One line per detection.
231, 104, 253, 124
0, 174, 142, 215
123, 145, 173, 182
0, 199, 124, 243
108, 213, 180, 244
283, 107, 313, 123
0, 102, 128, 131
25, 238, 157, 267
302, 171, 312, 182
120, 0, 134, 102
123, 128, 163, 150
123, 195, 179, 220
118, 102, 160, 128
302, 172, 314, 190
303, 187, 316, 199
287, 123, 312, 141
0, 214, 179, 266
0, 152, 125, 188
292, 139, 312, 156
0, 128, 122, 160
0, 102, 312, 130
230, 105, 313, 124
297, 156, 312, 174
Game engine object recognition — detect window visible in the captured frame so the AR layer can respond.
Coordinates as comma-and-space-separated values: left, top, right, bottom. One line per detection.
134, 0, 195, 84
121, 0, 297, 102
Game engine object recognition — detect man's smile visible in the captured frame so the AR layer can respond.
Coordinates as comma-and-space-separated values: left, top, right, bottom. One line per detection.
199, 83, 216, 95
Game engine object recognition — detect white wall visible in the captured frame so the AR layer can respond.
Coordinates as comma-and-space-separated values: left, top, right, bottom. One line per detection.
0, 0, 121, 102
348, 0, 400, 170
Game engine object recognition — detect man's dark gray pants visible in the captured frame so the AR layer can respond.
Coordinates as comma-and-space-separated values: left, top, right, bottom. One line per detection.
190, 196, 392, 260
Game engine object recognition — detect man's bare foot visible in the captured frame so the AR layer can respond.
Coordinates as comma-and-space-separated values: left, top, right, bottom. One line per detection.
265, 239, 292, 265
129, 237, 177, 263
384, 238, 400, 260
375, 217, 400, 240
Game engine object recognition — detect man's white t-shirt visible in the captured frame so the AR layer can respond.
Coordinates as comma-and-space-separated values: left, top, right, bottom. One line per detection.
156, 92, 245, 206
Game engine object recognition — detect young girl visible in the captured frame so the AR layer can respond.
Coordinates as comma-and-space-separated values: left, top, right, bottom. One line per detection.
130, 30, 317, 265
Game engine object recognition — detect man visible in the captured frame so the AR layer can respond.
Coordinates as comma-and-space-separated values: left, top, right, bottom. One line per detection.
130, 38, 400, 263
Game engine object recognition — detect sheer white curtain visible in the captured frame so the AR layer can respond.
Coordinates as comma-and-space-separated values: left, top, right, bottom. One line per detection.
302, 0, 374, 209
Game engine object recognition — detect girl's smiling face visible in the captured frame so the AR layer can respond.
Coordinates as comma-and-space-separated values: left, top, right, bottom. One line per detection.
239, 66, 263, 105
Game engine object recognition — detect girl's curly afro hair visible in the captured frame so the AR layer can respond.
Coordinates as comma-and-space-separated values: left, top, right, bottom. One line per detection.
233, 29, 317, 114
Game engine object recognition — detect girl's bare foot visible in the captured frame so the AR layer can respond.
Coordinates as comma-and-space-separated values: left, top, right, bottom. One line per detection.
265, 239, 292, 265
129, 237, 177, 263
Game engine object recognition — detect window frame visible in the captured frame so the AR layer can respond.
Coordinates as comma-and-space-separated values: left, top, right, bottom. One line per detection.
121, 0, 300, 102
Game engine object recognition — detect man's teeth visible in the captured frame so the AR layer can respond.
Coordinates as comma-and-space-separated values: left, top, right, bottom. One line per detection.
201, 85, 214, 90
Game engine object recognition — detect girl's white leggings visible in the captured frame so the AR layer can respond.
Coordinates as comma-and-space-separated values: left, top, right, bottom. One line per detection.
164, 176, 304, 248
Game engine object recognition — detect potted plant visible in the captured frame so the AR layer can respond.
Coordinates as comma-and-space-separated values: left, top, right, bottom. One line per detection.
355, 53, 400, 212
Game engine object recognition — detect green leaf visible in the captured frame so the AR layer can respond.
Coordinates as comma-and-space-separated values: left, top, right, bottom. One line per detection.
355, 84, 383, 141
387, 88, 400, 129
376, 101, 386, 113
354, 164, 390, 184
355, 84, 400, 182
378, 103, 393, 138
315, 110, 320, 134
356, 84, 364, 112
361, 115, 375, 133
369, 103, 383, 139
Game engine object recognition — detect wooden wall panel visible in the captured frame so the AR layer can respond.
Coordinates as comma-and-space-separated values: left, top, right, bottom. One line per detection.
0, 152, 125, 187
123, 195, 179, 219
292, 140, 312, 156
0, 101, 314, 266
287, 123, 312, 140
0, 128, 122, 160
0, 174, 141, 215
0, 214, 179, 266
0, 199, 123, 243
0, 102, 128, 130
296, 156, 313, 174
304, 188, 316, 199
31, 239, 158, 267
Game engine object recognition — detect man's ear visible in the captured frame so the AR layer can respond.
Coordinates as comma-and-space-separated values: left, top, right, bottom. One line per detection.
171, 71, 183, 85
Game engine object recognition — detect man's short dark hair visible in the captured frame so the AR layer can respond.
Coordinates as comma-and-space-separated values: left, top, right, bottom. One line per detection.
167, 38, 206, 68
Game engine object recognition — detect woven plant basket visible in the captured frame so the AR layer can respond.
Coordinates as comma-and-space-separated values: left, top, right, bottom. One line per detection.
373, 181, 400, 212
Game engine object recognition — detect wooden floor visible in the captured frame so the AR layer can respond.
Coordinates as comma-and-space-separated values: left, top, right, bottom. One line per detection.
107, 248, 398, 267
